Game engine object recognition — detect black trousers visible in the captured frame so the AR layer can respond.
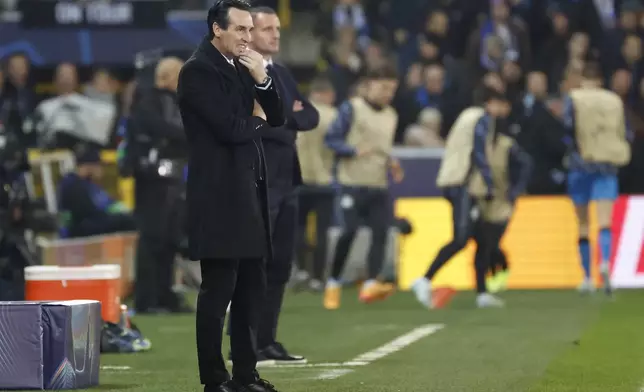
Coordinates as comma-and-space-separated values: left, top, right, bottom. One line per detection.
330, 187, 390, 281
256, 187, 297, 349
197, 258, 266, 385
473, 220, 508, 293
488, 230, 509, 275
133, 177, 183, 311
295, 185, 334, 281
424, 187, 477, 280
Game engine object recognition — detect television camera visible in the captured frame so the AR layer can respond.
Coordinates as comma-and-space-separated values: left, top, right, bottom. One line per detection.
0, 132, 57, 300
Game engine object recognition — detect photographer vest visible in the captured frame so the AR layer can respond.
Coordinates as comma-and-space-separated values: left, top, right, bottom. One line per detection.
336, 97, 397, 188
469, 133, 515, 223
436, 107, 486, 188
296, 102, 337, 185
569, 88, 631, 167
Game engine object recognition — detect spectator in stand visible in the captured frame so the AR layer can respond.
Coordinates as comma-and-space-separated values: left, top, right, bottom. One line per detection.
363, 42, 388, 72
403, 107, 444, 148
501, 59, 523, 101
611, 68, 633, 100
618, 34, 643, 103
54, 63, 79, 97
83, 68, 118, 144
84, 68, 116, 105
613, 68, 644, 194
482, 71, 507, 94
331, 0, 370, 51
393, 62, 424, 142
326, 27, 362, 104
415, 64, 445, 110
602, 0, 643, 76
416, 10, 450, 65
473, 34, 507, 77
581, 0, 619, 51
1, 53, 35, 147
622, 77, 644, 193
519, 71, 548, 118
568, 32, 591, 70
27, 62, 116, 149
467, 0, 531, 81
535, 7, 571, 94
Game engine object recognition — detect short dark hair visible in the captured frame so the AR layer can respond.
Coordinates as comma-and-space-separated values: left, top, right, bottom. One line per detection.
250, 5, 276, 18
207, 0, 253, 38
482, 87, 508, 103
582, 61, 602, 80
363, 62, 399, 81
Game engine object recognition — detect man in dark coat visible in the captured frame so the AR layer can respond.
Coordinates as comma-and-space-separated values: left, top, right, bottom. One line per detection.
176, 1, 285, 391
247, 6, 319, 364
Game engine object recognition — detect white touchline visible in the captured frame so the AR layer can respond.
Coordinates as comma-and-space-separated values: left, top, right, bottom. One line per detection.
275, 324, 445, 380
343, 323, 444, 367
101, 365, 132, 370
314, 369, 354, 380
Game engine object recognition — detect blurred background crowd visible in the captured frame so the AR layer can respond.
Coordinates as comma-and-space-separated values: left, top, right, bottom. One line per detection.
1, 0, 644, 307
3, 0, 644, 194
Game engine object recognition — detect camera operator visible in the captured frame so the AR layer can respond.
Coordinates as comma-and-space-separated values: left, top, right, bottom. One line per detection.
128, 57, 191, 314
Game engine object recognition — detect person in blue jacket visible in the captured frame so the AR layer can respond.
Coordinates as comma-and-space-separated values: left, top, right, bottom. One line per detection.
58, 144, 135, 238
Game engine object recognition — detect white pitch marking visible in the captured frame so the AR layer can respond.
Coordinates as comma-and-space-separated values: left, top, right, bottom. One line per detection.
264, 362, 346, 368
272, 323, 445, 382
270, 324, 444, 369
100, 365, 131, 371
347, 324, 444, 366
314, 369, 354, 380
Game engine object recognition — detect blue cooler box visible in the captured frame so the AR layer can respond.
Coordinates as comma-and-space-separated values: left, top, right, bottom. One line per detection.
0, 300, 101, 390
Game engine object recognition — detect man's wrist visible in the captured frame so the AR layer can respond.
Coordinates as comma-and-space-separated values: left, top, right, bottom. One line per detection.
255, 75, 272, 90
253, 70, 269, 85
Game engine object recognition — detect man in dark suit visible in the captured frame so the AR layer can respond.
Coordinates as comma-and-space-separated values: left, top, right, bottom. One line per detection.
176, 1, 285, 391
247, 6, 320, 364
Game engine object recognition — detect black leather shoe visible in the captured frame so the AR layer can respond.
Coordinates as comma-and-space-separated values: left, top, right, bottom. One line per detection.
259, 342, 307, 364
204, 380, 238, 392
235, 378, 279, 392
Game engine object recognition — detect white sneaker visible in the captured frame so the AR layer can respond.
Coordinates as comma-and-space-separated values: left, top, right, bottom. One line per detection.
476, 293, 504, 308
577, 278, 595, 294
411, 278, 432, 308
600, 262, 613, 295
293, 269, 310, 283
308, 279, 323, 292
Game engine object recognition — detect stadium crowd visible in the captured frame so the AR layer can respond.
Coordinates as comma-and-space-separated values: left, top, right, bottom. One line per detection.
3, 0, 644, 194
312, 0, 644, 195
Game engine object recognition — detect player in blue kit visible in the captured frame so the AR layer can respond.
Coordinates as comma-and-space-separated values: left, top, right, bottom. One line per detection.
560, 64, 632, 295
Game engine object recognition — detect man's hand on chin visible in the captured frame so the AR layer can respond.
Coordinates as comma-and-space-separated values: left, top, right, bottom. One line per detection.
239, 49, 268, 84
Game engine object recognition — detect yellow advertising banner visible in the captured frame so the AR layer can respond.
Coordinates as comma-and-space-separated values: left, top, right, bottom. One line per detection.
395, 197, 605, 290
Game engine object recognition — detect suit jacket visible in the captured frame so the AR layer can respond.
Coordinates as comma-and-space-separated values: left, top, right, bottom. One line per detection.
129, 87, 186, 160
177, 38, 285, 261
261, 63, 319, 191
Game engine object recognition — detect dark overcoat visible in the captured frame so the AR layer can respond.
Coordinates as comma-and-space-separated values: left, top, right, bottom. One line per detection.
177, 38, 285, 261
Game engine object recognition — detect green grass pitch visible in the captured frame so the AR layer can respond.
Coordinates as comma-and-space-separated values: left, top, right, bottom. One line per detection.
99, 289, 644, 392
